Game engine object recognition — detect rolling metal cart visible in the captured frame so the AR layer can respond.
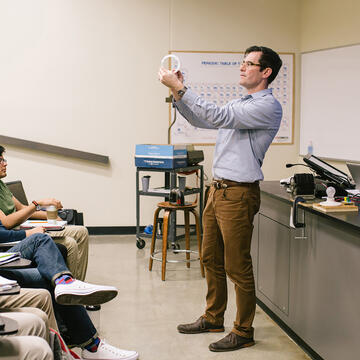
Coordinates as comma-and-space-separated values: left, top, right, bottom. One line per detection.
135, 165, 204, 249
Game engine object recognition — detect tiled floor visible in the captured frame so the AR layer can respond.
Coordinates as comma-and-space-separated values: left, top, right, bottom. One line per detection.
82, 235, 310, 360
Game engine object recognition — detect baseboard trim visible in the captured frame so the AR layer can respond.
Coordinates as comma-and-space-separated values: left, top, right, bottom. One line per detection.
86, 224, 192, 236
87, 226, 143, 235
256, 298, 324, 360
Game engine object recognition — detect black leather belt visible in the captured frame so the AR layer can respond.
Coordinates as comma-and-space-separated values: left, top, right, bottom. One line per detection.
211, 179, 259, 189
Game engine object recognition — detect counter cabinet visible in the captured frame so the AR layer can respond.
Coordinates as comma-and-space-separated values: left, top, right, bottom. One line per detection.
252, 182, 360, 360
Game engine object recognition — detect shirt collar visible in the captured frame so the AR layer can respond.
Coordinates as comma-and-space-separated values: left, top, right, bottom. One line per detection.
248, 88, 272, 99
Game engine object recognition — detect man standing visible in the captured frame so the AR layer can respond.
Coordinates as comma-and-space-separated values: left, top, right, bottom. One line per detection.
0, 145, 88, 280
158, 46, 282, 352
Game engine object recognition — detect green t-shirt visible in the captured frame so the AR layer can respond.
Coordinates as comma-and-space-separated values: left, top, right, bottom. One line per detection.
0, 180, 16, 215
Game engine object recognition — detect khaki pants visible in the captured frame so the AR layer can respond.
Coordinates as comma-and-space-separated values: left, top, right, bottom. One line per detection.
202, 183, 260, 338
0, 312, 53, 360
0, 336, 53, 360
49, 225, 89, 281
0, 288, 58, 331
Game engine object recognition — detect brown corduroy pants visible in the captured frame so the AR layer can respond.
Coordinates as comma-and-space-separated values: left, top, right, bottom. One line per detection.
201, 182, 260, 338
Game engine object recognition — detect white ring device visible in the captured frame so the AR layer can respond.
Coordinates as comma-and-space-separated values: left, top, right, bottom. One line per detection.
160, 54, 181, 72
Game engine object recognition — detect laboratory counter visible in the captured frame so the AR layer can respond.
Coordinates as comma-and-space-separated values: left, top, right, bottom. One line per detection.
260, 181, 360, 232
252, 181, 360, 360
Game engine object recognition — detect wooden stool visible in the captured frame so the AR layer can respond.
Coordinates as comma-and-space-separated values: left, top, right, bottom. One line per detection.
149, 201, 205, 281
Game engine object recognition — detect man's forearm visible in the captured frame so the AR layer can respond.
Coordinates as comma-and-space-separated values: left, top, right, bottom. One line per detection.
29, 211, 47, 220
170, 84, 184, 102
0, 225, 26, 243
175, 90, 218, 130
1, 203, 37, 229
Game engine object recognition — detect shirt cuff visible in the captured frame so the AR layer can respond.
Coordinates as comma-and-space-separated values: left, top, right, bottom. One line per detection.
175, 88, 198, 111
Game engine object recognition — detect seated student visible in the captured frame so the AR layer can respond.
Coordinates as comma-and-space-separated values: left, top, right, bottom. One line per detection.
0, 285, 54, 359
0, 286, 58, 332
0, 226, 117, 306
0, 311, 53, 360
0, 286, 76, 359
0, 229, 138, 360
0, 145, 88, 280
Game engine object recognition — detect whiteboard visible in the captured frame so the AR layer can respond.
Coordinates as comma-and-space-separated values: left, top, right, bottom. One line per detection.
300, 44, 360, 161
170, 51, 294, 145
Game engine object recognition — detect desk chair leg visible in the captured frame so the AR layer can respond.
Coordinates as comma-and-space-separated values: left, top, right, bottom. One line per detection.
184, 210, 191, 268
161, 210, 171, 281
149, 207, 162, 271
191, 208, 205, 278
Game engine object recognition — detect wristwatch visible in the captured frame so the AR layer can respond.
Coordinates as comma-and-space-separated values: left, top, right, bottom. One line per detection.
32, 200, 41, 211
177, 86, 187, 99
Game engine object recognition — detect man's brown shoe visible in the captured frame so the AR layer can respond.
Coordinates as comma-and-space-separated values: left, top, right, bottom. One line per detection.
209, 332, 255, 352
177, 317, 225, 334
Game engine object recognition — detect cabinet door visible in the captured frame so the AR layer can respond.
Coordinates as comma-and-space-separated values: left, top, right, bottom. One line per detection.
290, 212, 360, 360
258, 214, 291, 315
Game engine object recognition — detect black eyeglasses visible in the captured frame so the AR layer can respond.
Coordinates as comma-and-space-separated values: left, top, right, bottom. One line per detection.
241, 60, 261, 68
0, 158, 7, 164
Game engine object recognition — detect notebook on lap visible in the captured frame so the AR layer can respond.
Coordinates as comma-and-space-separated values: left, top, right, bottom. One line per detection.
20, 220, 67, 231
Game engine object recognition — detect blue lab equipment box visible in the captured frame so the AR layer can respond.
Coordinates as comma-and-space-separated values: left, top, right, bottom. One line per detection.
135, 144, 188, 169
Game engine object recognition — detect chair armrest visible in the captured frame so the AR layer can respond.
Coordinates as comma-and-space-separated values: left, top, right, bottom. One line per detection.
0, 241, 20, 251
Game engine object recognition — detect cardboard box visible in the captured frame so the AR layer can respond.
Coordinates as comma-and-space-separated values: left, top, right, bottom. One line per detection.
135, 144, 188, 169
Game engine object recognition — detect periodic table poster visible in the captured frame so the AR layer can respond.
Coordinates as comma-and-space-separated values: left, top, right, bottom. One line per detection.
169, 51, 294, 145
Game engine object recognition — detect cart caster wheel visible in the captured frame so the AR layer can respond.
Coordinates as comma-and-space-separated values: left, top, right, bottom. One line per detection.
136, 239, 146, 249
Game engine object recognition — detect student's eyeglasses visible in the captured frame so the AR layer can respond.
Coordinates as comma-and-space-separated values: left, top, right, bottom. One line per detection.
241, 60, 262, 68
0, 158, 8, 164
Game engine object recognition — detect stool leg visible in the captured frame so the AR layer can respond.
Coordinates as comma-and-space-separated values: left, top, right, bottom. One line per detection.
161, 210, 171, 281
191, 208, 205, 278
184, 209, 191, 268
149, 207, 162, 271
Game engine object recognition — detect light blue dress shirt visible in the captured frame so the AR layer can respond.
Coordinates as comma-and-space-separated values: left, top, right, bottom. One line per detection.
175, 88, 282, 182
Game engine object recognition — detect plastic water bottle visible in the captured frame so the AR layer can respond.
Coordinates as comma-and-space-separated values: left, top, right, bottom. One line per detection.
307, 141, 313, 155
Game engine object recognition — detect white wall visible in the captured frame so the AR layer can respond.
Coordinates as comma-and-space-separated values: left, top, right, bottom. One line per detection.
299, 0, 360, 173
0, 0, 301, 226
171, 0, 302, 184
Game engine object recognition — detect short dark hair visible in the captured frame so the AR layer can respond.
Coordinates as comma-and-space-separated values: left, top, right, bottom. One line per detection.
0, 145, 5, 157
244, 45, 282, 84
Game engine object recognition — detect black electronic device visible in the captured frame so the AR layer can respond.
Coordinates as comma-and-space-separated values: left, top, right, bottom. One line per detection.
187, 150, 204, 166
303, 154, 355, 189
289, 173, 315, 199
169, 189, 185, 206
314, 179, 348, 197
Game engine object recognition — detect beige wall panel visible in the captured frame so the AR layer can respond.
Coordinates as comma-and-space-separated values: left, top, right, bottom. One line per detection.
300, 0, 360, 52
0, 0, 170, 226
171, 0, 300, 52
0, 0, 301, 226
170, 0, 301, 184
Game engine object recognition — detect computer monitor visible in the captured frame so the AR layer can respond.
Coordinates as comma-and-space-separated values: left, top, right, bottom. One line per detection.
346, 162, 360, 188
303, 154, 355, 189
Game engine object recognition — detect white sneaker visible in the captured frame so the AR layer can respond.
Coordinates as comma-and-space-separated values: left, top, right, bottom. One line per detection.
55, 280, 118, 306
82, 340, 138, 360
